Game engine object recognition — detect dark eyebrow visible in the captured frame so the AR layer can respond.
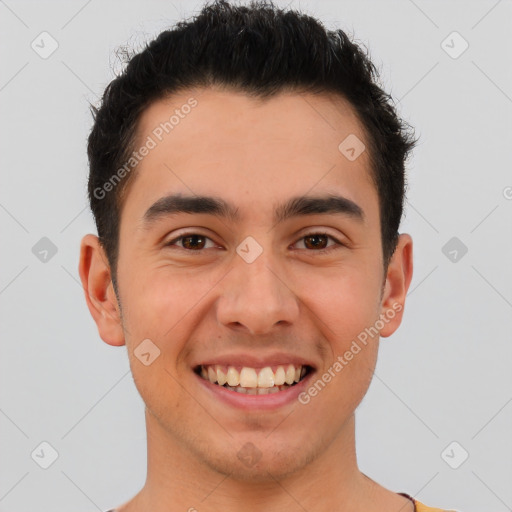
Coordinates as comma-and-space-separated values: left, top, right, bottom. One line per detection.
142, 194, 241, 226
141, 193, 364, 227
273, 194, 364, 224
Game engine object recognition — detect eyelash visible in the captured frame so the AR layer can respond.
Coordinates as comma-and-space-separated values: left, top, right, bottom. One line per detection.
165, 232, 344, 254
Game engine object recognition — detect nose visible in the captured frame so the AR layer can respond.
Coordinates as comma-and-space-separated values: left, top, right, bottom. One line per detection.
216, 250, 300, 335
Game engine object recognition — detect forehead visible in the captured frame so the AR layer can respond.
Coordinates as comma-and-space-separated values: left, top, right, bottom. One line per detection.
123, 87, 376, 221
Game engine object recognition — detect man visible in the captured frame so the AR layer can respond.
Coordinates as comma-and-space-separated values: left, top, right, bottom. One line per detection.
78, 1, 454, 510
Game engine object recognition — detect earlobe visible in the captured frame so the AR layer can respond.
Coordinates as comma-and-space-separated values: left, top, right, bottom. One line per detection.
379, 233, 413, 338
78, 234, 125, 346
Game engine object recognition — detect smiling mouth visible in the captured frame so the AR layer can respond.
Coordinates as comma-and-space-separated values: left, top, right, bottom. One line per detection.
194, 364, 314, 395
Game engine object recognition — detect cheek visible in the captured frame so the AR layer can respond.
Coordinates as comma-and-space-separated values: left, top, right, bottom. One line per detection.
295, 265, 381, 401
118, 265, 221, 364
120, 265, 187, 334
298, 264, 382, 342
117, 270, 201, 417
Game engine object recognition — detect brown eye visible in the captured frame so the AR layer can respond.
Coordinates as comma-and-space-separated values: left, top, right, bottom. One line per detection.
181, 235, 206, 250
166, 233, 217, 251
303, 234, 329, 250
293, 232, 343, 253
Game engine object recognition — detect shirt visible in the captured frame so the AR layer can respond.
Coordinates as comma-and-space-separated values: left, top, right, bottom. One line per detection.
399, 492, 459, 511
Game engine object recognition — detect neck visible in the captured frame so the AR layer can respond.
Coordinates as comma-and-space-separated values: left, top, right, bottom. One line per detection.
117, 409, 390, 512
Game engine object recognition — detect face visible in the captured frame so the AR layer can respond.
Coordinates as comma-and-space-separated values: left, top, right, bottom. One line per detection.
80, 87, 412, 482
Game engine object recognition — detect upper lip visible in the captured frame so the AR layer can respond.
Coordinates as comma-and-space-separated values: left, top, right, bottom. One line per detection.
192, 352, 317, 370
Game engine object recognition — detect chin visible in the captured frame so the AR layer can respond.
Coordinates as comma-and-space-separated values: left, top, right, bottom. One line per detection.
199, 437, 318, 483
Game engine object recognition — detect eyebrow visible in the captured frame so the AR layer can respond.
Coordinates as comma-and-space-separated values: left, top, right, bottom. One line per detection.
142, 193, 364, 227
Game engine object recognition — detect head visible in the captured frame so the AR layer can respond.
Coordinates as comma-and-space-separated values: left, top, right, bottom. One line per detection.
87, 0, 415, 293
80, 0, 415, 483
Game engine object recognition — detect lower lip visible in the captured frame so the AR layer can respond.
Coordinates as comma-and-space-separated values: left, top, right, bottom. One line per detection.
194, 370, 315, 411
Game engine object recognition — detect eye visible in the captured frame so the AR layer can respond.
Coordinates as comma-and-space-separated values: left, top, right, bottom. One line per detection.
165, 231, 343, 253
293, 233, 342, 252
166, 233, 218, 251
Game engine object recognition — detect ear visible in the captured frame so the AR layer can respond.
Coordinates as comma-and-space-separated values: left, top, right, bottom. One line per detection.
78, 234, 125, 346
379, 233, 413, 338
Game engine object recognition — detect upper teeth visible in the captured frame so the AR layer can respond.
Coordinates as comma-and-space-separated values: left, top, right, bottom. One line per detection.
200, 364, 306, 388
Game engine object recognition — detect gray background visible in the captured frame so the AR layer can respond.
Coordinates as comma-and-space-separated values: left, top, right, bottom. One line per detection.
1, 0, 511, 511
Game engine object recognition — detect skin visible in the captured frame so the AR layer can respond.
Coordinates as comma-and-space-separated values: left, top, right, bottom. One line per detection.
79, 88, 414, 512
